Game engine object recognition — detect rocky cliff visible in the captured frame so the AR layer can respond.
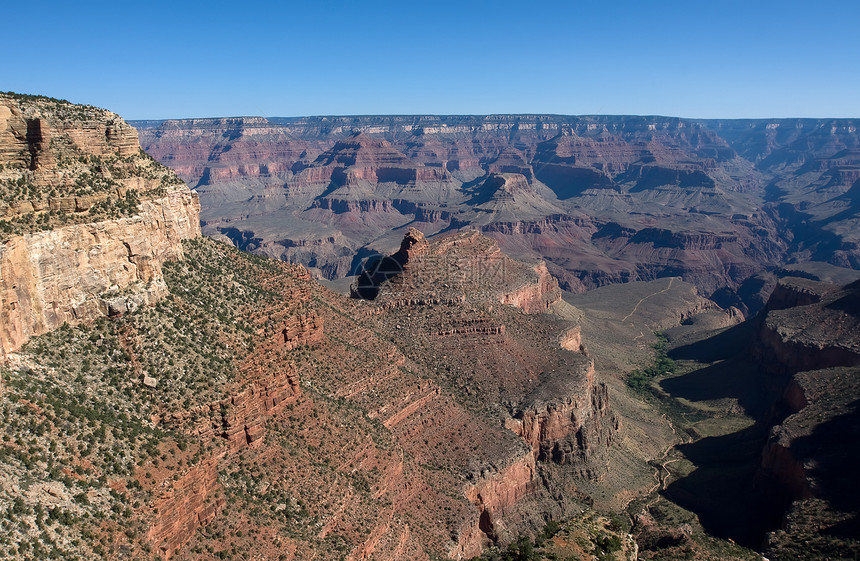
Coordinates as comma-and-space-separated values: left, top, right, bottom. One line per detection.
755, 278, 860, 375
507, 360, 617, 466
345, 229, 619, 554
0, 93, 200, 357
146, 455, 225, 560
752, 278, 860, 559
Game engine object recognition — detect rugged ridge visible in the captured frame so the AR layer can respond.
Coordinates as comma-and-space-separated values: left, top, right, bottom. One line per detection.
755, 278, 860, 375
0, 185, 199, 356
507, 361, 617, 466
349, 228, 618, 553
0, 219, 619, 561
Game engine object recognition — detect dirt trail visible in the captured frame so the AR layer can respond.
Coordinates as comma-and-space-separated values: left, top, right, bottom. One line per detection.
622, 277, 676, 323
624, 411, 688, 516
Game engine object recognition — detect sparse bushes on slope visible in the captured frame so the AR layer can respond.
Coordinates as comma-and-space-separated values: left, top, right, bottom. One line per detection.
0, 238, 307, 560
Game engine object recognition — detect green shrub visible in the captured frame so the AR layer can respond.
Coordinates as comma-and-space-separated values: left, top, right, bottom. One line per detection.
627, 333, 675, 391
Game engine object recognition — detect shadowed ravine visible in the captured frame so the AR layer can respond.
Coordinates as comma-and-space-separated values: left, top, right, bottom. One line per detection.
655, 322, 786, 549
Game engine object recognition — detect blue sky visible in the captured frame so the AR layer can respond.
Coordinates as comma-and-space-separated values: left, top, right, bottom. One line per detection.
4, 1, 858, 119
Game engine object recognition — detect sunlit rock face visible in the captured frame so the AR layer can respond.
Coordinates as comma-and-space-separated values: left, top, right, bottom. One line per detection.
0, 93, 200, 357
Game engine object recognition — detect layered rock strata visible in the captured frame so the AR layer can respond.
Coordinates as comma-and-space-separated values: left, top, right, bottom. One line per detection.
755, 279, 860, 375
0, 93, 201, 358
146, 456, 225, 560
508, 361, 617, 466
0, 185, 199, 356
135, 114, 860, 311
363, 229, 618, 553
752, 279, 860, 557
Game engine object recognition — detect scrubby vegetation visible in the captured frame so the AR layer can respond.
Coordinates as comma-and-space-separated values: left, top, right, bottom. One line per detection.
0, 238, 305, 560
626, 334, 676, 392
471, 513, 633, 561
0, 147, 181, 241
0, 91, 184, 241
0, 91, 135, 127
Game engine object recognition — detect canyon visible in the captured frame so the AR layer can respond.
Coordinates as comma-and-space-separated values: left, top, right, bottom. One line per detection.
2, 92, 859, 561
134, 114, 860, 314
0, 93, 200, 358
0, 94, 630, 561
643, 269, 860, 560
1, 224, 625, 560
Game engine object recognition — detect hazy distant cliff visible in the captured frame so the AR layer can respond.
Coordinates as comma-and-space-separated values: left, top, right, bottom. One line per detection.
0, 93, 200, 356
134, 114, 860, 313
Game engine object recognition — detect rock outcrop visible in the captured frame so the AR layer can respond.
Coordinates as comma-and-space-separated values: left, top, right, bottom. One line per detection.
0, 184, 200, 356
751, 278, 860, 558
463, 454, 539, 550
755, 279, 860, 375
498, 261, 561, 314
280, 311, 324, 350
356, 229, 619, 553
0, 93, 201, 358
764, 277, 833, 312
146, 455, 225, 560
508, 361, 617, 466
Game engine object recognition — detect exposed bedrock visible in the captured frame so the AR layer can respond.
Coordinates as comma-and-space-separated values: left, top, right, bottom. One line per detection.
134, 114, 860, 298
749, 278, 860, 555
507, 360, 617, 466
462, 454, 539, 552
755, 313, 860, 376
0, 94, 202, 358
146, 456, 225, 561
0, 186, 200, 356
498, 261, 562, 313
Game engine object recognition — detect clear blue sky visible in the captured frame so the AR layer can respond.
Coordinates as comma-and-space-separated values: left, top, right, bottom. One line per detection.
4, 0, 858, 119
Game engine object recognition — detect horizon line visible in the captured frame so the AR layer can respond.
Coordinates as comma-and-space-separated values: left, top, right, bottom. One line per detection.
125, 112, 860, 123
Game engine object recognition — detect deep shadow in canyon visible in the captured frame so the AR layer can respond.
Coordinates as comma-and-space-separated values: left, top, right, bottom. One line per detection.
658, 323, 788, 550
662, 422, 786, 549
791, 399, 860, 541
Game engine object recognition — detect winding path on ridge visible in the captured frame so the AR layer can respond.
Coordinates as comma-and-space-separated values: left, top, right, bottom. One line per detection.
623, 410, 690, 520
622, 277, 676, 323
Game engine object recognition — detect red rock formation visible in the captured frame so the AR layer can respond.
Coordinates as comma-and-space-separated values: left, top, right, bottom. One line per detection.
393, 227, 430, 264
134, 113, 860, 301
0, 94, 201, 359
499, 262, 562, 313
157, 361, 300, 451
507, 361, 616, 465
558, 326, 586, 354
462, 454, 539, 553
146, 455, 225, 560
145, 311, 306, 557
281, 311, 324, 350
